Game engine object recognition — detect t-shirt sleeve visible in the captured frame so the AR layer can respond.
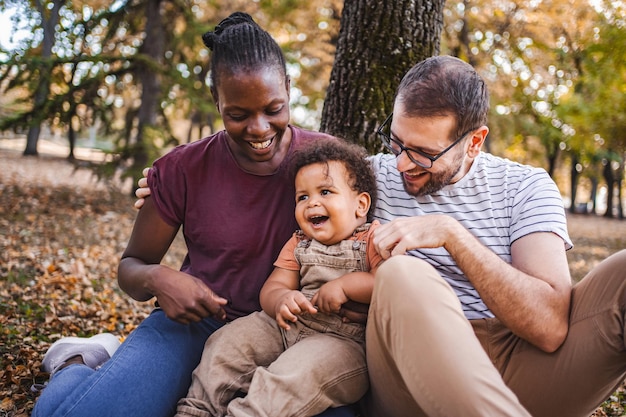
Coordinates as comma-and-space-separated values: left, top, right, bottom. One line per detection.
273, 234, 301, 271
510, 168, 573, 250
148, 151, 187, 227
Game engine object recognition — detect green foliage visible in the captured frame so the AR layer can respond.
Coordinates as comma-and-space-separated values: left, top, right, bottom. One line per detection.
443, 0, 626, 215
0, 0, 338, 176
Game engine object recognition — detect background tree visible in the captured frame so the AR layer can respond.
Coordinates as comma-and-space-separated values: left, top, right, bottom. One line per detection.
0, 0, 342, 187
0, 0, 66, 156
442, 0, 626, 216
320, 0, 445, 153
1, 0, 625, 211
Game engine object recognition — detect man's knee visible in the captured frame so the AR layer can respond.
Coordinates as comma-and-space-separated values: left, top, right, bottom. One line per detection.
375, 256, 446, 299
583, 249, 626, 284
376, 255, 433, 284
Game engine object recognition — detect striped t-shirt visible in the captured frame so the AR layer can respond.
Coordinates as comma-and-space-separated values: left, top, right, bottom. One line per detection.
369, 151, 572, 319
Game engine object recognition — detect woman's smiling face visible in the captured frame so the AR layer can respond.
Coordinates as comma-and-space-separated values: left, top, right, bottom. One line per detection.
214, 66, 291, 171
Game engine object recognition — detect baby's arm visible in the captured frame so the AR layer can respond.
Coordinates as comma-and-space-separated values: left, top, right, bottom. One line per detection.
311, 270, 376, 314
260, 267, 317, 330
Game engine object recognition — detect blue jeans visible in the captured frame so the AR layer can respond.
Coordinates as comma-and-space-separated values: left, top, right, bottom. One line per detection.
32, 309, 355, 417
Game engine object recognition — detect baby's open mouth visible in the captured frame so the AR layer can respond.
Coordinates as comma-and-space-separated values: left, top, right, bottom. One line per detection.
310, 216, 328, 225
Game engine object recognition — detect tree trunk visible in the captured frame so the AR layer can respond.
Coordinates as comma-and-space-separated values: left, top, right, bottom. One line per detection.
569, 153, 580, 214
603, 159, 615, 218
132, 0, 165, 177
24, 0, 64, 156
320, 0, 445, 153
618, 178, 624, 219
68, 120, 76, 161
618, 158, 624, 219
589, 176, 598, 214
547, 147, 558, 179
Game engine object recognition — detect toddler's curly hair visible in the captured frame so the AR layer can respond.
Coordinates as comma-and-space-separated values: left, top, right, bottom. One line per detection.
290, 138, 378, 222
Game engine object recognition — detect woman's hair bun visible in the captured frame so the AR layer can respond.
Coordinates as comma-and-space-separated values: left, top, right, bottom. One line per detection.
216, 12, 254, 32
202, 12, 256, 50
202, 31, 215, 49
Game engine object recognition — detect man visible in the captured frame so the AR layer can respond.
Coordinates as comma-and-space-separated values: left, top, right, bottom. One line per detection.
365, 55, 626, 417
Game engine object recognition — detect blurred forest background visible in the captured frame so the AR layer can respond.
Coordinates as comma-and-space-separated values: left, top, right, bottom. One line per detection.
0, 0, 625, 216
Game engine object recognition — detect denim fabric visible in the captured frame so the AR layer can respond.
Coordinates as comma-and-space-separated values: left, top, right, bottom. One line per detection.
32, 309, 224, 417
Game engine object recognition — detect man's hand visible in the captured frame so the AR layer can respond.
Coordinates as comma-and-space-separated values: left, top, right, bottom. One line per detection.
373, 215, 456, 258
134, 167, 152, 209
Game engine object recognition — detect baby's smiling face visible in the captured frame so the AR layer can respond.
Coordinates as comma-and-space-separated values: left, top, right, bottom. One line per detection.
294, 161, 370, 246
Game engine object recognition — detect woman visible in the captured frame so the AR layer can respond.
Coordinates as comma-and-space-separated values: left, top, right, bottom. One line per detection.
33, 12, 355, 417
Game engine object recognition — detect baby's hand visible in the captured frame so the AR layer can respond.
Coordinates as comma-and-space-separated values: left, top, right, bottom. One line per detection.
274, 290, 317, 330
311, 281, 348, 314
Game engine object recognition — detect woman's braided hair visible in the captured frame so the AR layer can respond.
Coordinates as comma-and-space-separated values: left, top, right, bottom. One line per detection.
202, 12, 287, 88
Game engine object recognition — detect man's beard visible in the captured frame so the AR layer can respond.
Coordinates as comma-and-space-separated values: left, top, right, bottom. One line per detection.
402, 157, 464, 197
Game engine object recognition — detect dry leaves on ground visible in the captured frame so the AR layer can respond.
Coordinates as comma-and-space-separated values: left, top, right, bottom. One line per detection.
1, 148, 625, 416
0, 149, 186, 416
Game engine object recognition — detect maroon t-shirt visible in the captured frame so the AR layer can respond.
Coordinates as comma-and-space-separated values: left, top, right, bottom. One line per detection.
148, 126, 332, 321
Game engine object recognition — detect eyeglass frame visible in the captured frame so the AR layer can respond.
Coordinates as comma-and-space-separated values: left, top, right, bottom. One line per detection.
376, 112, 476, 169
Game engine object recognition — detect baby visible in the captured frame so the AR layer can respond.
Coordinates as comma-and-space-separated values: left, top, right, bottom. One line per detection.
176, 138, 383, 417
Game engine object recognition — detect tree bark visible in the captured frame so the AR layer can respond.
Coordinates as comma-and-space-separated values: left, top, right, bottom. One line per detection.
320, 0, 445, 153
569, 153, 580, 214
603, 158, 615, 218
132, 0, 165, 173
23, 0, 65, 156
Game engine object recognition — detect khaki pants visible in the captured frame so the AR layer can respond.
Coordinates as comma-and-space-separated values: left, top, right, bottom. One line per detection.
365, 250, 626, 417
177, 311, 367, 417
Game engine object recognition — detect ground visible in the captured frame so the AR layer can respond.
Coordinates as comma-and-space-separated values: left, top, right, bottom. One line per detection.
1, 142, 625, 416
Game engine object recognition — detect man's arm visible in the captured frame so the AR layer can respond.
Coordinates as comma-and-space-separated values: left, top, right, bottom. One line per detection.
443, 220, 570, 352
373, 215, 571, 352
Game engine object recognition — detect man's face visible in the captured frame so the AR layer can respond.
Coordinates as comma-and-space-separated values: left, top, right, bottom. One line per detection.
389, 106, 471, 197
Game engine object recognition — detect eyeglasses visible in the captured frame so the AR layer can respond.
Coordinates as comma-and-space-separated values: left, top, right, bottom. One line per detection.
376, 113, 475, 169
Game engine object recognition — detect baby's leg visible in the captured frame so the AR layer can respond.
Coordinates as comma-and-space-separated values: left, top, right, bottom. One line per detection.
176, 311, 284, 417
227, 333, 367, 417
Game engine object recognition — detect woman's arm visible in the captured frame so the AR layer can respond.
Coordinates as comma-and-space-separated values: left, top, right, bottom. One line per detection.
118, 197, 227, 323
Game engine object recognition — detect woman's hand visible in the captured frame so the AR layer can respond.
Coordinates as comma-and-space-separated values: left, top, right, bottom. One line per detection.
151, 266, 228, 324
119, 195, 227, 324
